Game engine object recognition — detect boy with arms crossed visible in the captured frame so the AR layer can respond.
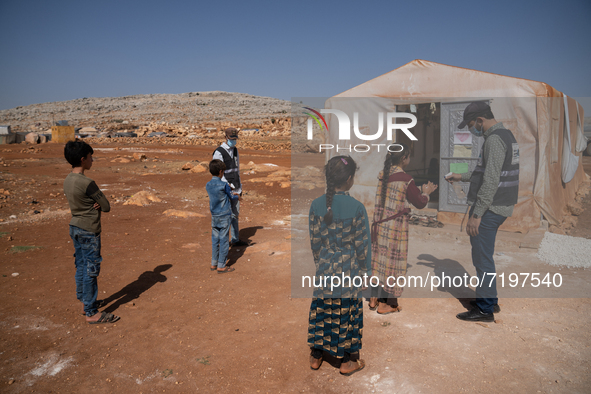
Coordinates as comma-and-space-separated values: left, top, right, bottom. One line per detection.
64, 141, 119, 324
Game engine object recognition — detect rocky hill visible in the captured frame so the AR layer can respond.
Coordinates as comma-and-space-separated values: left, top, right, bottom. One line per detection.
0, 91, 308, 151
0, 91, 291, 131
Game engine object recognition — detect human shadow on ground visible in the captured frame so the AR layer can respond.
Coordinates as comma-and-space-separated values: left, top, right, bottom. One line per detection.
416, 254, 475, 310
227, 226, 263, 267
316, 351, 362, 371
102, 264, 172, 313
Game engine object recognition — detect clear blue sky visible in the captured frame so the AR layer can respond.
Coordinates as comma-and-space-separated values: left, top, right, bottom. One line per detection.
1, 0, 590, 112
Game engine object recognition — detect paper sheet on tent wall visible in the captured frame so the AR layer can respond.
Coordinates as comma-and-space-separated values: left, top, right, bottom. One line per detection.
561, 94, 579, 183
454, 132, 472, 145
450, 163, 470, 173
453, 145, 472, 158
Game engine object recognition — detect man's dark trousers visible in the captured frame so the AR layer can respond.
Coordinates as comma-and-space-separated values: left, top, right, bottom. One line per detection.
470, 208, 506, 314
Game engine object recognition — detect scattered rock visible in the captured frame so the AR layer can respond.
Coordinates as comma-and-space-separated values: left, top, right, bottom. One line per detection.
562, 215, 578, 229
190, 164, 207, 173
269, 170, 291, 177
133, 153, 147, 161
111, 157, 131, 163
123, 191, 162, 206
567, 202, 583, 216
163, 209, 207, 218
549, 225, 566, 235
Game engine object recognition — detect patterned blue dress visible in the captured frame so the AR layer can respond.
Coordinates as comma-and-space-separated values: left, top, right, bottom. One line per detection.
307, 192, 371, 358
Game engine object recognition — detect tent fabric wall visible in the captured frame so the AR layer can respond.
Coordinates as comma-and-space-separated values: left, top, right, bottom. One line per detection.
327, 59, 586, 233
534, 97, 586, 226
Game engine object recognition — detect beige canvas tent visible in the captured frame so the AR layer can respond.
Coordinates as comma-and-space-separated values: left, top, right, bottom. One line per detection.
323, 59, 587, 233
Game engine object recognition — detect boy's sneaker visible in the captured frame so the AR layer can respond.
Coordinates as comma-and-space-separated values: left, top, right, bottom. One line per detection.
232, 240, 250, 247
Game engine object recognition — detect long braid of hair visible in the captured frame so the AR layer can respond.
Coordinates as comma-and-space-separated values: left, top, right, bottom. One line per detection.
379, 153, 393, 212
323, 155, 357, 225
324, 177, 336, 225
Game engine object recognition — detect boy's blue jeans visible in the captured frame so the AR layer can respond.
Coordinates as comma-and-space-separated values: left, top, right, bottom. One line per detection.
69, 225, 102, 317
469, 209, 507, 314
212, 214, 232, 269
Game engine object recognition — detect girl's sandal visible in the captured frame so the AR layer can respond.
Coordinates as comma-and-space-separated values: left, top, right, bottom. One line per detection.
310, 356, 323, 370
340, 359, 365, 376
377, 305, 402, 315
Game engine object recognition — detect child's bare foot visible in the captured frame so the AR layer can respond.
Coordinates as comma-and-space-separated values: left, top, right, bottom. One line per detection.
368, 297, 378, 310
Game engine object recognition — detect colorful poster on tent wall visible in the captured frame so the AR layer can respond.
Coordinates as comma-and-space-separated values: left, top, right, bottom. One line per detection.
454, 132, 472, 145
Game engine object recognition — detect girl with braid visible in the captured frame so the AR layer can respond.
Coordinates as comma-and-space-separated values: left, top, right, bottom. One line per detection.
307, 155, 371, 376
368, 144, 438, 314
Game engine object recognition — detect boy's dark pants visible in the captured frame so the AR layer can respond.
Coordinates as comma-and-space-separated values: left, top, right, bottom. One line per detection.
70, 225, 102, 317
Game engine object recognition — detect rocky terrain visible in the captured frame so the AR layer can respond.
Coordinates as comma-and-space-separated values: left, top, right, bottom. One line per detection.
0, 91, 308, 151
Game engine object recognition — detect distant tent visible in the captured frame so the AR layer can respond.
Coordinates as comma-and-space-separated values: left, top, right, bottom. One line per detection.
324, 59, 587, 232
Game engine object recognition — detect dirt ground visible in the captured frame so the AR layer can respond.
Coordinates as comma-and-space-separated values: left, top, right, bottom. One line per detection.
1, 143, 590, 393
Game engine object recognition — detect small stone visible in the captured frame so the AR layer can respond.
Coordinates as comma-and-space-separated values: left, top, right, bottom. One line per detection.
549, 225, 566, 235
189, 165, 206, 173
181, 162, 194, 170
567, 202, 583, 216
110, 158, 130, 163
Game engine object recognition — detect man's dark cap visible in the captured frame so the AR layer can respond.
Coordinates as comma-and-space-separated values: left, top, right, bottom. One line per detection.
225, 127, 239, 139
458, 101, 491, 129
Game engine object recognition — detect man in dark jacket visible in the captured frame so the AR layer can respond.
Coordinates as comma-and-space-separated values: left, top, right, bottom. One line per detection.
446, 102, 520, 322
